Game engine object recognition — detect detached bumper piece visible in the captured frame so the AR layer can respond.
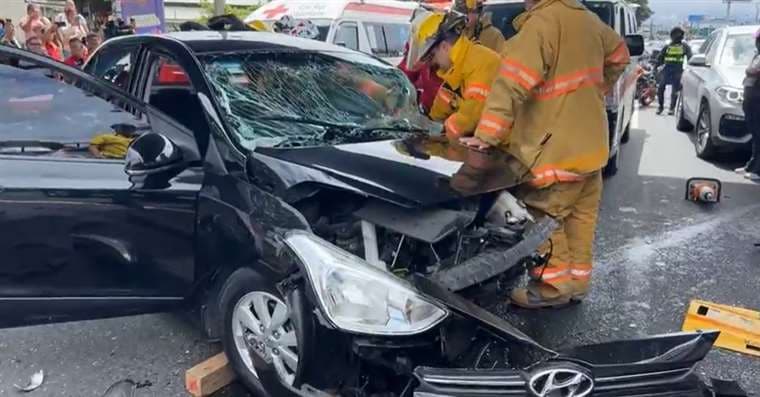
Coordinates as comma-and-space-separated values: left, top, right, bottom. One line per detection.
413, 331, 747, 397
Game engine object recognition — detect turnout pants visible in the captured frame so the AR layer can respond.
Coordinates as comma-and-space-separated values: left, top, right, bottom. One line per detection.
743, 87, 760, 174
516, 172, 603, 298
658, 67, 683, 110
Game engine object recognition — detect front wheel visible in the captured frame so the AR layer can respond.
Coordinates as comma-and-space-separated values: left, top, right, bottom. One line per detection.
676, 95, 694, 132
695, 103, 717, 159
220, 268, 305, 397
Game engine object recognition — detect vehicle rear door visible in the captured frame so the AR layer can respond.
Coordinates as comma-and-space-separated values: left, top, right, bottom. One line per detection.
0, 47, 202, 328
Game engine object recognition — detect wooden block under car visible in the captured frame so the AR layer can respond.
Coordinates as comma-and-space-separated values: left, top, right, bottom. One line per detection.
185, 352, 237, 397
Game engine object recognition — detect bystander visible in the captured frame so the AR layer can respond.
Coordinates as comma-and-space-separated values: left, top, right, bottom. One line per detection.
55, 0, 88, 57
18, 4, 51, 40
1, 20, 21, 48
738, 28, 760, 181
25, 36, 46, 56
40, 24, 63, 62
85, 32, 102, 56
64, 38, 87, 67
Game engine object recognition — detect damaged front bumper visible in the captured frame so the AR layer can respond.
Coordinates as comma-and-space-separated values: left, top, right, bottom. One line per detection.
415, 332, 720, 397
409, 275, 743, 397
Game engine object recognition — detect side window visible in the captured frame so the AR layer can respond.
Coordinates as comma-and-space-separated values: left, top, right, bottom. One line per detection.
365, 23, 409, 57
617, 7, 626, 36
334, 23, 359, 51
146, 53, 208, 151
85, 45, 139, 91
1, 58, 148, 161
702, 31, 718, 53
628, 11, 636, 34
704, 31, 721, 60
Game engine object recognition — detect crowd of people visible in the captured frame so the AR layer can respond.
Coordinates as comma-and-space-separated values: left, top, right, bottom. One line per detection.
0, 0, 121, 68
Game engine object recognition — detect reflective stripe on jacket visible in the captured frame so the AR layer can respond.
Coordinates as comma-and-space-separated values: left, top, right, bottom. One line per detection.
474, 0, 629, 185
428, 37, 501, 140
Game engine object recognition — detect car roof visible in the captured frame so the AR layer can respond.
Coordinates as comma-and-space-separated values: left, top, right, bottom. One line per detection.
722, 25, 760, 35
160, 31, 357, 54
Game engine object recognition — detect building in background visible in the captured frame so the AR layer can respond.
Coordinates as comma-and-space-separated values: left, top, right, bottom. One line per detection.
164, 0, 266, 27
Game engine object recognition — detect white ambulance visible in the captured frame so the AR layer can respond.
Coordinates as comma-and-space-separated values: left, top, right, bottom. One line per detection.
245, 0, 419, 64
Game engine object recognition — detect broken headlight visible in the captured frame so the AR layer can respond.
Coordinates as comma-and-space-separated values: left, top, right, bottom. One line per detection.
285, 231, 448, 335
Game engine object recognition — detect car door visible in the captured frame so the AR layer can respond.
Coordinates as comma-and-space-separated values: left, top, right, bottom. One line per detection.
0, 47, 203, 328
682, 30, 720, 117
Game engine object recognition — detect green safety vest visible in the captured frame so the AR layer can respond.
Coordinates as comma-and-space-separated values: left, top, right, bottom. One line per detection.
664, 44, 686, 65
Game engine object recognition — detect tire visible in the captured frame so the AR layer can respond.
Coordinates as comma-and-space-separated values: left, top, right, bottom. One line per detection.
695, 102, 717, 159
220, 268, 305, 397
676, 95, 694, 132
621, 121, 631, 144
603, 146, 620, 177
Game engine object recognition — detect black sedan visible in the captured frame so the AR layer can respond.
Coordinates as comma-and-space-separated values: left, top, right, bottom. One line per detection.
0, 33, 743, 397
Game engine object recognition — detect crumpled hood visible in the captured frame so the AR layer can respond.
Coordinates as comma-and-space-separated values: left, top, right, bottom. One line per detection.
252, 137, 526, 208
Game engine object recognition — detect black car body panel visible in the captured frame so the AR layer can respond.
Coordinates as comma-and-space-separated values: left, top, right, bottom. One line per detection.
0, 35, 745, 397
256, 141, 466, 207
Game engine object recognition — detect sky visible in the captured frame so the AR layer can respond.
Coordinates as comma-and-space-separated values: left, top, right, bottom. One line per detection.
649, 0, 760, 24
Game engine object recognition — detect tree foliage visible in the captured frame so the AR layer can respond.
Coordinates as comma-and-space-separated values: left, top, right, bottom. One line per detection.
628, 0, 653, 26
198, 0, 259, 23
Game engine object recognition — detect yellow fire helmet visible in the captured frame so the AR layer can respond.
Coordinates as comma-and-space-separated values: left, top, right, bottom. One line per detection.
465, 0, 483, 12
247, 20, 271, 32
407, 11, 465, 69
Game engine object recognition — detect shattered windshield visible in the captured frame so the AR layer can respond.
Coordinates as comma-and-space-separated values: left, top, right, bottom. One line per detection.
200, 51, 430, 149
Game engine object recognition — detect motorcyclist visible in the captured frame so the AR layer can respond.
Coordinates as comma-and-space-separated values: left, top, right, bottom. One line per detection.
656, 27, 692, 115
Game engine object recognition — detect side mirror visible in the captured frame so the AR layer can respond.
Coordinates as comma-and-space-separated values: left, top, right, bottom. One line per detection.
689, 54, 708, 67
625, 34, 645, 57
334, 40, 347, 48
125, 133, 183, 176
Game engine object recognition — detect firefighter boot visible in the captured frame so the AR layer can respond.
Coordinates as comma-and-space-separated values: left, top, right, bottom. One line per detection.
570, 263, 592, 301
510, 281, 574, 309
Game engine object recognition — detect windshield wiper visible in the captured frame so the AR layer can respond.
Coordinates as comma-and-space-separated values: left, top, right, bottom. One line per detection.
355, 119, 429, 134
255, 115, 360, 130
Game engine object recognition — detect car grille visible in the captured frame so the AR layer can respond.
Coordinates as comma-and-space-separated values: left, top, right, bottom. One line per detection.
413, 366, 707, 397
719, 115, 748, 138
414, 367, 528, 396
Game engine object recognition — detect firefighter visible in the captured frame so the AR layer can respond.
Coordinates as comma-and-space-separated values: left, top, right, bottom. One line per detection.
656, 27, 692, 115
459, 0, 506, 52
460, 0, 630, 308
412, 12, 501, 140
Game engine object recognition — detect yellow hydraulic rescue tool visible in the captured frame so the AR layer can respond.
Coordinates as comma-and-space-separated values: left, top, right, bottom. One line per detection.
682, 300, 760, 357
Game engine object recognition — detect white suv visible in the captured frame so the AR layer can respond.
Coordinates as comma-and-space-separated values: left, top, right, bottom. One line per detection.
484, 0, 644, 176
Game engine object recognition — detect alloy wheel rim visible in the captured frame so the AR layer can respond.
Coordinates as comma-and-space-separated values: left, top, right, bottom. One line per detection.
697, 110, 710, 150
232, 291, 299, 385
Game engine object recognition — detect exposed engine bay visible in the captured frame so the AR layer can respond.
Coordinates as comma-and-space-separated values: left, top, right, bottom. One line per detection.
292, 187, 546, 293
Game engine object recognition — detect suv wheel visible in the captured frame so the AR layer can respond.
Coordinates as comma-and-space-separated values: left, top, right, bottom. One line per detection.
621, 121, 631, 144
220, 268, 304, 397
603, 146, 621, 177
695, 103, 717, 159
676, 95, 694, 132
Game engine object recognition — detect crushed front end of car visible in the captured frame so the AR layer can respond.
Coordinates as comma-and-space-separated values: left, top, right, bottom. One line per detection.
277, 231, 745, 397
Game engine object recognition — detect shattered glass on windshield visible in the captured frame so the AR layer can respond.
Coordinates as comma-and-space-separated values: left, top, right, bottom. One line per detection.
200, 51, 433, 150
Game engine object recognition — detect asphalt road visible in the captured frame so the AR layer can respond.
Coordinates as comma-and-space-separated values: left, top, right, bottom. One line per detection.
0, 105, 758, 396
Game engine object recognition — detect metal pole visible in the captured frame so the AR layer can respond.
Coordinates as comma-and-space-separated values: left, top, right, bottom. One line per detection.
725, 0, 732, 21
214, 0, 225, 16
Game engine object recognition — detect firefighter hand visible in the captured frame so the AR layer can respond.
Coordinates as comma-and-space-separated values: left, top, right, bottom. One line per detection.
459, 136, 491, 150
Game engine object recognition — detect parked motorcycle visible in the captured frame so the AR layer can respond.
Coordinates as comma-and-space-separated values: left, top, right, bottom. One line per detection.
636, 64, 658, 107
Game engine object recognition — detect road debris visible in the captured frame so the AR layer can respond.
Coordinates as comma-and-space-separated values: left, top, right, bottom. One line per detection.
682, 300, 760, 357
14, 370, 44, 392
685, 177, 721, 203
